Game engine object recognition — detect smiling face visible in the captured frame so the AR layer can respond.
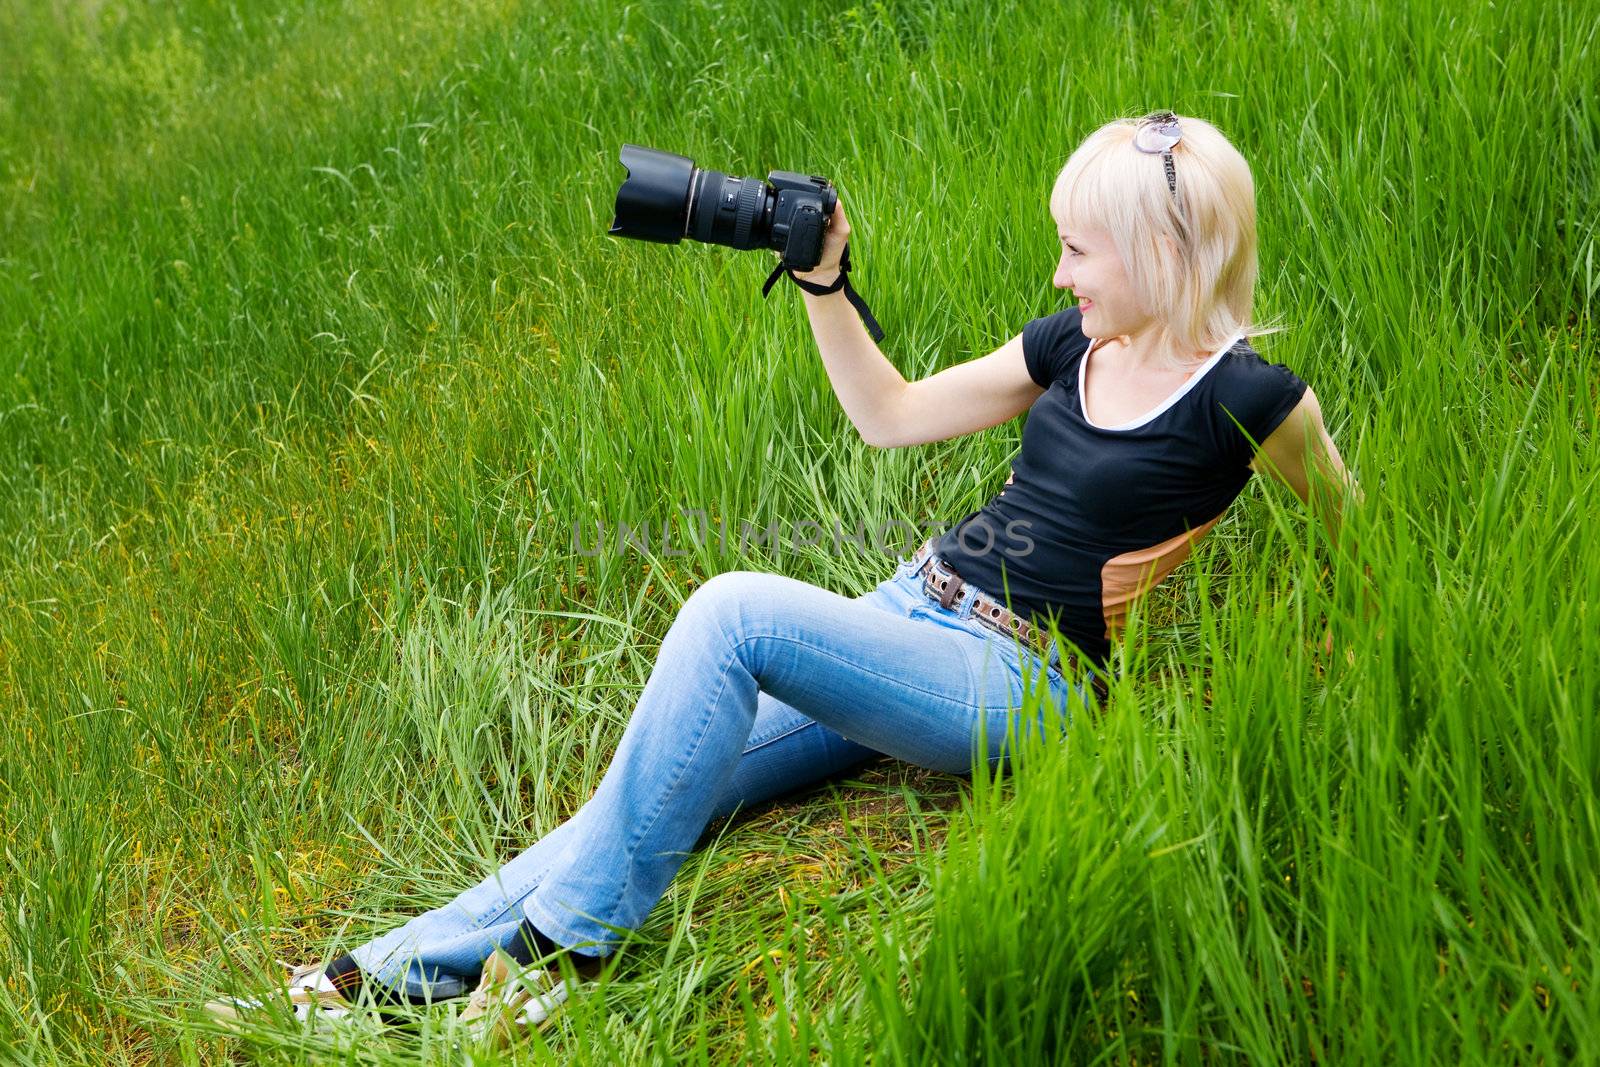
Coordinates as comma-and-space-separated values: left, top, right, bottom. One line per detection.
1048, 115, 1262, 365
1051, 219, 1153, 342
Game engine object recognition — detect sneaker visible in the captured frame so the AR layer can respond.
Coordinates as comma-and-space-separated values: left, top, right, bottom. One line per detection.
458, 949, 577, 1046
203, 960, 356, 1029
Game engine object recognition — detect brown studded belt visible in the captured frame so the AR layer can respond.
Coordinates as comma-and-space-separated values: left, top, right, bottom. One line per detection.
907, 537, 1110, 705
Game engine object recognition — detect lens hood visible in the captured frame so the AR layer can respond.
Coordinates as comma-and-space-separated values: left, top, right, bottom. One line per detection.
609, 144, 697, 244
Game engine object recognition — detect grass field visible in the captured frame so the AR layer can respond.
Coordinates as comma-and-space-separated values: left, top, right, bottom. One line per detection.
2, 0, 1596, 1062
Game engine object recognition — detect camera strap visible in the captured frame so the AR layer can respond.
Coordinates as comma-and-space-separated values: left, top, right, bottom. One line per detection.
761, 242, 885, 343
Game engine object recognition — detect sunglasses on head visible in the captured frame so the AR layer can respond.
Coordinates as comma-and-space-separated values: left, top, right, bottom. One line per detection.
1132, 110, 1182, 197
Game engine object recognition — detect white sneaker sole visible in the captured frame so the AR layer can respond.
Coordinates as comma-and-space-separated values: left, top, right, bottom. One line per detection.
204, 994, 355, 1028
516, 977, 571, 1027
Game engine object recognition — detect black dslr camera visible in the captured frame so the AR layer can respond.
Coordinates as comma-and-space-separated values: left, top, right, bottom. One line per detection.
607, 144, 836, 272
606, 144, 884, 340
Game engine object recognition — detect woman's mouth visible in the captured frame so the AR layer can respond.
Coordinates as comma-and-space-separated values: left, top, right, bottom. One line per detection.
1079, 298, 1094, 311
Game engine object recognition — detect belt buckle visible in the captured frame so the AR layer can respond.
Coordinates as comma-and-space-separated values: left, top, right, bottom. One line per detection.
934, 569, 962, 610
922, 556, 965, 611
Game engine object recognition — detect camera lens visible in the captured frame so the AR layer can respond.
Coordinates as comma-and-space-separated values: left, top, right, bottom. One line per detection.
610, 144, 769, 250
688, 168, 767, 250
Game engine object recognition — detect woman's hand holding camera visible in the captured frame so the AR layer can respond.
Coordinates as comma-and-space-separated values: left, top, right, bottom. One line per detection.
790, 201, 851, 287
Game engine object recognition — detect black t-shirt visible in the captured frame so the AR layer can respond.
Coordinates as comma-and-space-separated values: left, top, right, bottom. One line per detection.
932, 305, 1308, 667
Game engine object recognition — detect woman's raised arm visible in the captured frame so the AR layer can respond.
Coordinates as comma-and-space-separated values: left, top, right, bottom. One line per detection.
795, 201, 1045, 448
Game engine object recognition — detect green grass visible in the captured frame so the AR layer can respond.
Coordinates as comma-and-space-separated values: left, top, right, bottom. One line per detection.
1, 0, 1596, 1061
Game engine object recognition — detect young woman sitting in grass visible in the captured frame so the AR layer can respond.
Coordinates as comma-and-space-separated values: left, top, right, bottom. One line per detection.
205, 110, 1359, 1045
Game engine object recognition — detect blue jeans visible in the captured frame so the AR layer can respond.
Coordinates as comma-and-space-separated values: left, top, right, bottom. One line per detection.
349, 553, 1098, 999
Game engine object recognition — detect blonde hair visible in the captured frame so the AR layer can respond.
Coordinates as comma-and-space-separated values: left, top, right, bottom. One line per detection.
1050, 111, 1287, 366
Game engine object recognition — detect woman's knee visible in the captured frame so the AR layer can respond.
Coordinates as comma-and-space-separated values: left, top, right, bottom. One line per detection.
677, 570, 786, 637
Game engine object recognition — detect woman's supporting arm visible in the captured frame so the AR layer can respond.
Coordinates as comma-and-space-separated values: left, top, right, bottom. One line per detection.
1253, 388, 1380, 653
1252, 387, 1362, 543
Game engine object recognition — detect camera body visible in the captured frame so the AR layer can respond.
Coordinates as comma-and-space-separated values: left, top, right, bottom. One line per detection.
608, 145, 837, 272
760, 170, 834, 271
